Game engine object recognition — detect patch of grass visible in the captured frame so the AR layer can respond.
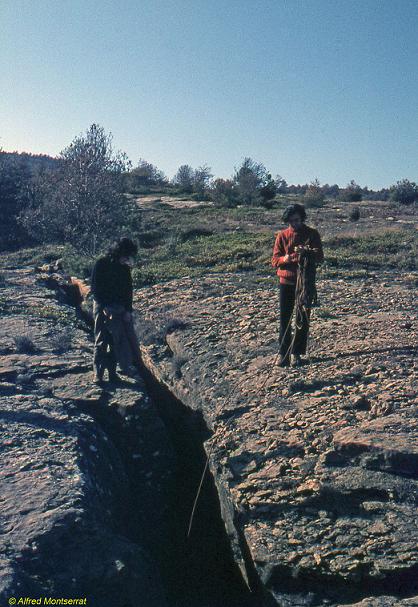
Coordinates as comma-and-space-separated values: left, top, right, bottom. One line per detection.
61, 248, 94, 279
134, 313, 189, 345
323, 229, 417, 271
31, 303, 75, 324
50, 328, 73, 353
133, 232, 272, 286
164, 317, 189, 335
14, 335, 38, 354
3, 206, 416, 293
315, 306, 337, 319
0, 244, 93, 278
0, 245, 65, 269
132, 226, 417, 287
137, 204, 287, 246
0, 292, 80, 331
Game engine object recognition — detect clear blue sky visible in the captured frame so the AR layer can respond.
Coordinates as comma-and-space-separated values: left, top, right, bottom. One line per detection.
1, 0, 417, 188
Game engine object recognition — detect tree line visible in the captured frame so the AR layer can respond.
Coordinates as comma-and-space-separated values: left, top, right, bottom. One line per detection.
124, 158, 416, 207
0, 124, 417, 254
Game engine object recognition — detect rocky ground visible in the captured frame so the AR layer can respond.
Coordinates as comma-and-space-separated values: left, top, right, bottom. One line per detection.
0, 268, 171, 606
1, 247, 417, 606
134, 267, 417, 606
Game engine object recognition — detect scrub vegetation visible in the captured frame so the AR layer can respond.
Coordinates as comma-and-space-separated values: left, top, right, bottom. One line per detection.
1, 219, 416, 288
1, 123, 416, 287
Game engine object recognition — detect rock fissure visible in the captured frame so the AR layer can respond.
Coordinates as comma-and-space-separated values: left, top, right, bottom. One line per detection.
2, 266, 416, 607
1, 268, 262, 606
133, 271, 418, 607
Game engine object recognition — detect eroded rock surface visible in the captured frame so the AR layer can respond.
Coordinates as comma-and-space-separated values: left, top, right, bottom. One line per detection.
134, 270, 417, 606
0, 269, 169, 606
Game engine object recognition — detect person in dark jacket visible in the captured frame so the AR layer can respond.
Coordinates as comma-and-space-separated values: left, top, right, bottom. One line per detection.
272, 204, 324, 367
91, 237, 140, 383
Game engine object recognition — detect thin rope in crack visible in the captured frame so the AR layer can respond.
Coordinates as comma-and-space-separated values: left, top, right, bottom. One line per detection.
187, 246, 319, 537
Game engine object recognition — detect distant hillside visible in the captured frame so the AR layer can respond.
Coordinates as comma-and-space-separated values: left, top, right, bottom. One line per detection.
0, 150, 58, 170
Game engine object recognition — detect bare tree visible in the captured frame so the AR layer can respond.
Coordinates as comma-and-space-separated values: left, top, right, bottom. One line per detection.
20, 124, 135, 255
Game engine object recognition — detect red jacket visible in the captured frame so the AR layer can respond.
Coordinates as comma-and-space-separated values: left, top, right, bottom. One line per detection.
272, 224, 324, 284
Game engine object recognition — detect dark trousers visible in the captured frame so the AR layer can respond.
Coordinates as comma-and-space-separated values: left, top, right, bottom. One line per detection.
93, 301, 141, 378
279, 283, 311, 360
93, 301, 117, 378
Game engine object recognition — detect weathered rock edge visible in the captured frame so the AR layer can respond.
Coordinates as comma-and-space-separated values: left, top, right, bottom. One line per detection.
133, 272, 417, 607
0, 268, 170, 606
27, 268, 416, 606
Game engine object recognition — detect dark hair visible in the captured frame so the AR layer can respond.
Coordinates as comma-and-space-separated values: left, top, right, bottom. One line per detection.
107, 237, 138, 260
282, 203, 307, 223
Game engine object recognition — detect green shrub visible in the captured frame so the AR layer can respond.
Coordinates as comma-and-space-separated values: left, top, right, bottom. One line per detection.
180, 226, 213, 240
389, 179, 418, 205
304, 180, 325, 208
349, 206, 361, 221
340, 180, 363, 202
210, 178, 239, 208
138, 229, 166, 249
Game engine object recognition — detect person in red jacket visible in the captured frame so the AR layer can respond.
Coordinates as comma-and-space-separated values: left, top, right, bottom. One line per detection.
272, 203, 324, 367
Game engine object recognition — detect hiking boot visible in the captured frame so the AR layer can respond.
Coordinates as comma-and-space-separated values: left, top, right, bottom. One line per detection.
93, 376, 105, 387
291, 354, 303, 367
278, 356, 290, 368
93, 369, 104, 384
108, 371, 123, 385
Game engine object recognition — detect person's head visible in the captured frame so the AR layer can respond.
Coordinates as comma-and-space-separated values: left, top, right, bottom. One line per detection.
108, 237, 138, 266
282, 204, 306, 231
